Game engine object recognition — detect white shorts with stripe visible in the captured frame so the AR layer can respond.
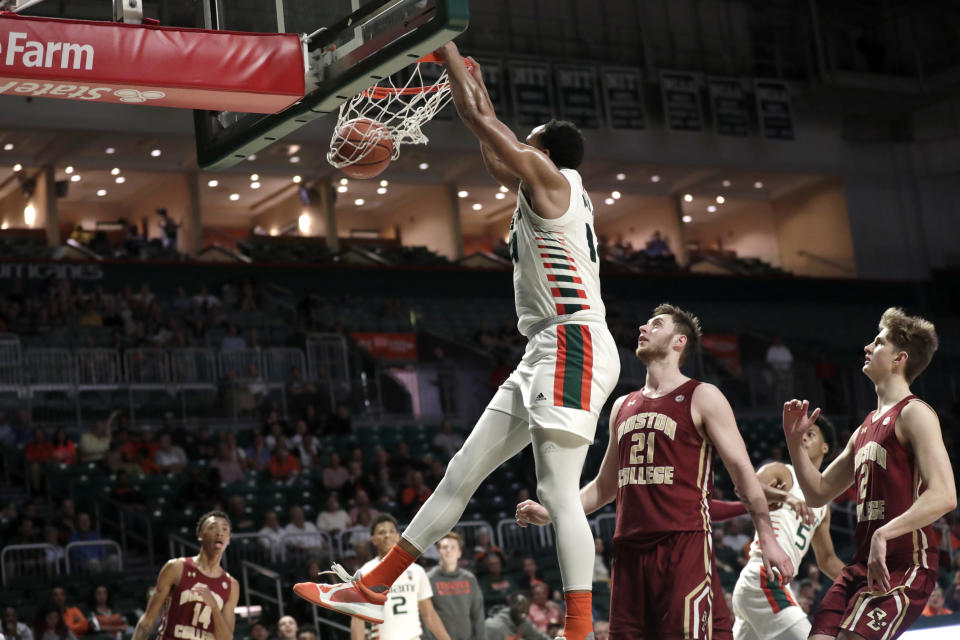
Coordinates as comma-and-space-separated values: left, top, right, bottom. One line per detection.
732, 562, 809, 640
487, 320, 619, 443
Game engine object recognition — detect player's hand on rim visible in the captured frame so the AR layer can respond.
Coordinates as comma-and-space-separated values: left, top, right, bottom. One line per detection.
515, 499, 551, 527
782, 399, 820, 442
867, 531, 892, 592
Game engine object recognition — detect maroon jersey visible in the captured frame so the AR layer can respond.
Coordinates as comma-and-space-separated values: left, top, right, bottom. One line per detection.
852, 395, 938, 569
159, 557, 234, 640
613, 379, 714, 541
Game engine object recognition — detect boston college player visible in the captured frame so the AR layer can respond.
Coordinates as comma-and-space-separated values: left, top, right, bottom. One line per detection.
784, 308, 956, 640
134, 511, 239, 640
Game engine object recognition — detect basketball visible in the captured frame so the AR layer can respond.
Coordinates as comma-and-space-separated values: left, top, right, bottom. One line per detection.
331, 118, 394, 179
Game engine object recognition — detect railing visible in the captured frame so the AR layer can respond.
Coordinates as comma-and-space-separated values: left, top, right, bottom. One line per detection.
497, 518, 554, 556
169, 534, 202, 560
796, 250, 855, 275
64, 540, 123, 575
591, 513, 616, 545
96, 497, 156, 567
241, 560, 285, 618
1, 543, 58, 587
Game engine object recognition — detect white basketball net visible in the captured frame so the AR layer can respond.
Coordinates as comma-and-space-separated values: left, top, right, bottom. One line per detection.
327, 60, 457, 169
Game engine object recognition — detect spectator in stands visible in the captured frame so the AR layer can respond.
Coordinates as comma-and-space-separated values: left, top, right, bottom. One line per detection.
284, 506, 324, 551
478, 553, 514, 606
78, 410, 119, 463
765, 335, 794, 403
721, 519, 751, 557
517, 556, 546, 592
644, 230, 672, 258
44, 526, 65, 572
427, 532, 485, 640
25, 427, 54, 492
33, 605, 76, 640
432, 419, 464, 459
50, 429, 77, 466
593, 620, 610, 640
220, 324, 246, 353
293, 426, 320, 470
484, 593, 549, 640
269, 442, 300, 482
87, 585, 126, 639
189, 424, 218, 461
286, 367, 316, 415
193, 284, 221, 310
276, 616, 297, 640
246, 363, 268, 408
526, 582, 562, 634
211, 441, 244, 484
226, 496, 255, 533
66, 513, 120, 574
0, 410, 27, 449
344, 459, 377, 500
55, 499, 76, 545
945, 569, 960, 611
49, 587, 86, 637
349, 489, 379, 527
472, 529, 501, 565
295, 631, 316, 640
2, 605, 34, 640
315, 494, 351, 534
264, 415, 288, 451
245, 430, 271, 472
153, 432, 188, 473
110, 469, 144, 509
326, 402, 352, 436
248, 621, 269, 640
322, 451, 349, 490
922, 584, 952, 616
14, 518, 39, 546
592, 537, 610, 583
400, 470, 433, 519
258, 510, 284, 560
157, 209, 180, 250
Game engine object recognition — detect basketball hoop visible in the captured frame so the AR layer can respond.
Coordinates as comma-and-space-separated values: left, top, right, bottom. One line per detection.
327, 53, 472, 171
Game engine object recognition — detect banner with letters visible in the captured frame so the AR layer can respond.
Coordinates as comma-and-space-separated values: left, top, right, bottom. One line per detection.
754, 79, 794, 140
555, 64, 601, 129
708, 77, 749, 137
351, 332, 418, 361
601, 66, 646, 130
476, 58, 507, 118
660, 70, 703, 132
508, 60, 553, 127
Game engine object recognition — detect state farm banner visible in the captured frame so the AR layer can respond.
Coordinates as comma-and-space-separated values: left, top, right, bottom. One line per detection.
0, 13, 304, 113
351, 332, 418, 361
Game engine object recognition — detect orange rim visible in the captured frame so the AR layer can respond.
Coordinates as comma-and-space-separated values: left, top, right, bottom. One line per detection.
361, 54, 473, 100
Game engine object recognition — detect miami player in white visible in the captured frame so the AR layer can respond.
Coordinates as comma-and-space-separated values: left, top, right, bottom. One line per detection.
732, 416, 846, 640
294, 40, 619, 640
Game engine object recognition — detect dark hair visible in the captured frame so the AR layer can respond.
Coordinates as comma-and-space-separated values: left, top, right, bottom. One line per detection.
536, 119, 584, 169
814, 415, 837, 460
370, 513, 398, 537
34, 605, 67, 638
88, 584, 112, 611
195, 510, 231, 537
652, 303, 703, 366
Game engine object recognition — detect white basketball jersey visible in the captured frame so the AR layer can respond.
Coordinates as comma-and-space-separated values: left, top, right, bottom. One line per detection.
360, 558, 432, 640
747, 464, 828, 570
509, 168, 606, 337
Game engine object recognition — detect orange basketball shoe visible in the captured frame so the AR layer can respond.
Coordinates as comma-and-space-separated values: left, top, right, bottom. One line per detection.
293, 564, 387, 624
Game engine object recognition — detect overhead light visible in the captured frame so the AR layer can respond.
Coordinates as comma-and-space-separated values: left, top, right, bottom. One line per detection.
269, 227, 279, 236
379, 180, 389, 187
298, 213, 310, 233
0, 223, 7, 230
337, 185, 348, 193
376, 187, 387, 195
289, 156, 300, 164
105, 147, 115, 154
111, 168, 120, 175
65, 166, 74, 174
495, 193, 506, 200
115, 176, 126, 184
499, 185, 508, 193
604, 197, 615, 205
207, 179, 219, 187
707, 205, 717, 213
250, 174, 259, 181
354, 198, 365, 206
722, 180, 731, 187
340, 178, 349, 186
96, 189, 107, 197
150, 149, 161, 157
418, 162, 429, 170
229, 193, 239, 201
13, 163, 22, 172
24, 204, 36, 225
292, 175, 302, 183
650, 175, 661, 183
70, 174, 81, 182
472, 203, 482, 211
754, 181, 764, 189
611, 191, 621, 200
3, 143, 13, 151
716, 195, 725, 204
250, 182, 261, 189
682, 215, 693, 223
683, 194, 693, 202
615, 173, 626, 181
457, 190, 468, 198
288, 144, 301, 155
247, 154, 257, 161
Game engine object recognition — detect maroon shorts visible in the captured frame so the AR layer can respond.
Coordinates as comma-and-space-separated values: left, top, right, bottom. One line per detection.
811, 561, 937, 640
611, 531, 727, 640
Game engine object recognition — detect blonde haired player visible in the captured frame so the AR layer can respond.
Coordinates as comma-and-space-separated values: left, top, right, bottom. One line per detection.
295, 40, 620, 640
732, 416, 845, 640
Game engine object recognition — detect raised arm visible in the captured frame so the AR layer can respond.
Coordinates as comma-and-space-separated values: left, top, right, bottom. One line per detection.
696, 384, 794, 582
756, 462, 815, 524
810, 508, 845, 581
783, 400, 855, 507
133, 559, 182, 640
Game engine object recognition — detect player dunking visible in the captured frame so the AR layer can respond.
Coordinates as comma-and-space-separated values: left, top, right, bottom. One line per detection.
133, 511, 238, 640
731, 415, 846, 640
517, 304, 794, 640
783, 308, 956, 640
294, 41, 620, 640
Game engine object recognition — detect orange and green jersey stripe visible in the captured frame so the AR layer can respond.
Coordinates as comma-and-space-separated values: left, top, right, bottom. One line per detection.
553, 324, 594, 411
759, 566, 797, 613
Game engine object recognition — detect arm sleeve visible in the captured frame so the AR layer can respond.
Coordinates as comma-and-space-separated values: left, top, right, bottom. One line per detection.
710, 499, 748, 522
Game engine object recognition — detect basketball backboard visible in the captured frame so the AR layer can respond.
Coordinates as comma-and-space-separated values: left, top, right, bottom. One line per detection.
194, 0, 469, 170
